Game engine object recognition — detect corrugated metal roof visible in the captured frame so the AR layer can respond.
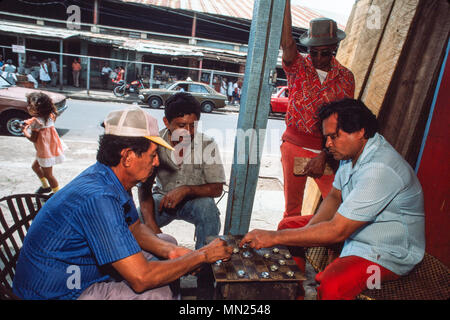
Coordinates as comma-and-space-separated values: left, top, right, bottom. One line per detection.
121, 0, 324, 29
0, 20, 248, 63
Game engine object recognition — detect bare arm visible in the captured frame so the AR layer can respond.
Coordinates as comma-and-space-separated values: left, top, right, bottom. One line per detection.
129, 220, 185, 259
137, 173, 161, 233
281, 0, 298, 66
307, 187, 342, 226
112, 238, 232, 293
159, 183, 223, 210
241, 213, 366, 250
22, 124, 38, 143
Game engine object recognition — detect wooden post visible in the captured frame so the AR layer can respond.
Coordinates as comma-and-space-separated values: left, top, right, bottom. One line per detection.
224, 0, 285, 235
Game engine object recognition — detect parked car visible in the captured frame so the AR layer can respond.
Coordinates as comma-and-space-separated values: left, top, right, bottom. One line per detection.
0, 75, 68, 136
270, 86, 289, 114
138, 80, 227, 113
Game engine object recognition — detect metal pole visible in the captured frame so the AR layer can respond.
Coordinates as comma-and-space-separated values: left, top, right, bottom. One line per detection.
210, 70, 214, 86
87, 57, 91, 95
150, 63, 154, 88
198, 59, 203, 82
224, 0, 285, 235
59, 40, 63, 90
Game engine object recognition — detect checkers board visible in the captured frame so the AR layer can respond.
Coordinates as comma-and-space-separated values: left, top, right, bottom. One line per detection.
206, 235, 305, 300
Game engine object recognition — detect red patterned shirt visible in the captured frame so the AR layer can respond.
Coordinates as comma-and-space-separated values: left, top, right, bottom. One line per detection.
282, 52, 355, 149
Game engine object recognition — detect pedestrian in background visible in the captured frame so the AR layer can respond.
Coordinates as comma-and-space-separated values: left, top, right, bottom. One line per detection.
227, 79, 234, 104
220, 77, 227, 96
50, 58, 58, 87
39, 59, 51, 87
1, 59, 17, 85
101, 63, 113, 89
21, 92, 65, 195
72, 58, 81, 87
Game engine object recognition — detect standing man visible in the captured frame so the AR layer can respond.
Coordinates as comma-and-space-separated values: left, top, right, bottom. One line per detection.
138, 92, 226, 250
280, 0, 355, 220
50, 58, 58, 87
241, 99, 425, 300
220, 77, 227, 97
227, 79, 234, 104
101, 63, 113, 89
13, 106, 232, 300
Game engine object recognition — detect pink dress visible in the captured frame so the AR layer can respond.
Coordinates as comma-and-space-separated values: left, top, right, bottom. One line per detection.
28, 115, 65, 168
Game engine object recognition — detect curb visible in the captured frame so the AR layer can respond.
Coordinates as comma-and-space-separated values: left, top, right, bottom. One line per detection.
66, 94, 241, 114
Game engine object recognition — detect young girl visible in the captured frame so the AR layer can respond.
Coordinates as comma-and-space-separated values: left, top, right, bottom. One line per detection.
22, 92, 65, 194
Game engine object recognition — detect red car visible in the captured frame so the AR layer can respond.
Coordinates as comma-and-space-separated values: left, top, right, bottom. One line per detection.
270, 86, 289, 113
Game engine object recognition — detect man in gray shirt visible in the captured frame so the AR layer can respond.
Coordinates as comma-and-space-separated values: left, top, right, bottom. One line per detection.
138, 92, 226, 249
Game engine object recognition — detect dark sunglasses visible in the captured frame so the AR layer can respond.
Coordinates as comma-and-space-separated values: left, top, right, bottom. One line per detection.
308, 49, 334, 57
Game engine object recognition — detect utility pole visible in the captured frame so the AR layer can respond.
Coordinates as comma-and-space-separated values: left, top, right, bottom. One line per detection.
93, 0, 99, 25
224, 0, 286, 235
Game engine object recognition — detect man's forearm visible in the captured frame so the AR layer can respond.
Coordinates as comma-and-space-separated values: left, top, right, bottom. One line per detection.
307, 187, 342, 226
276, 219, 346, 247
184, 183, 223, 198
138, 184, 161, 233
130, 221, 177, 258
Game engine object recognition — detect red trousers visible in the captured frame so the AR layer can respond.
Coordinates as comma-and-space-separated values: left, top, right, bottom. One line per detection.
280, 141, 334, 218
278, 215, 400, 300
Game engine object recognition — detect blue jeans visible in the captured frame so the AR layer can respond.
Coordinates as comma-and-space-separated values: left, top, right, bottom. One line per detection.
153, 194, 221, 249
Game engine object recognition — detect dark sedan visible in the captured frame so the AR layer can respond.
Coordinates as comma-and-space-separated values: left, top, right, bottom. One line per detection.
138, 80, 227, 113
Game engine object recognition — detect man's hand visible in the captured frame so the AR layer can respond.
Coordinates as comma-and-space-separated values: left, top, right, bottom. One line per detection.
301, 152, 327, 178
240, 229, 278, 250
159, 186, 190, 210
168, 246, 192, 260
198, 238, 232, 263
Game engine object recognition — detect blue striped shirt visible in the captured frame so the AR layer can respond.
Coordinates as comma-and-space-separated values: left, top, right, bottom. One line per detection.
334, 133, 425, 275
13, 162, 141, 299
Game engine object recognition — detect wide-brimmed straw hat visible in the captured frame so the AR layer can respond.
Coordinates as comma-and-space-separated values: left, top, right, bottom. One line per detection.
299, 18, 346, 47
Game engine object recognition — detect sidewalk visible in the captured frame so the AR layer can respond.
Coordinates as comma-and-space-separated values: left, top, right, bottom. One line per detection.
43, 85, 242, 113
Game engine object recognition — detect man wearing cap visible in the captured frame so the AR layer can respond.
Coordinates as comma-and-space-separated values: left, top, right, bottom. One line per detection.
279, 0, 355, 224
138, 92, 226, 250
13, 106, 232, 300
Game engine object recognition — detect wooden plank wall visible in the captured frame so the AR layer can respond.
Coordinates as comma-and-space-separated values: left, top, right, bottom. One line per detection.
301, 0, 450, 215
376, 0, 450, 166
337, 0, 450, 165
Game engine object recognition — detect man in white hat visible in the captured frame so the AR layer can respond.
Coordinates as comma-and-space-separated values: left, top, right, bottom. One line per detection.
278, 1, 355, 255
13, 106, 232, 300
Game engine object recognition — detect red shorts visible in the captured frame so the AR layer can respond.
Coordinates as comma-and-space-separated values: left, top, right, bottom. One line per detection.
280, 141, 334, 218
278, 215, 400, 299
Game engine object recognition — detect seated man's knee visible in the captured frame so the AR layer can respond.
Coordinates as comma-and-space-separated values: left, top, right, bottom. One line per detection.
190, 198, 220, 219
316, 272, 344, 300
157, 233, 178, 245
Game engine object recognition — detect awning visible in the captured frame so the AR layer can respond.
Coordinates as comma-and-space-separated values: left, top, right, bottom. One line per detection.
0, 20, 79, 40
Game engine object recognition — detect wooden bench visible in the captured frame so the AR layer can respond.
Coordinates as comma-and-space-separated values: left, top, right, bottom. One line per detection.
0, 193, 50, 300
306, 246, 450, 300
